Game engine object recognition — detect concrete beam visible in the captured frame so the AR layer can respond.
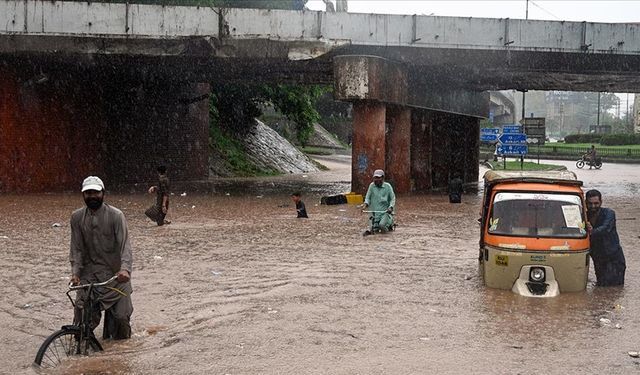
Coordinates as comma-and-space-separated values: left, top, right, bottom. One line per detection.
334, 55, 489, 118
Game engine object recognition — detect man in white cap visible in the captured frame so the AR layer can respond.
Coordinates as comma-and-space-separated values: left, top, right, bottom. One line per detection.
362, 169, 396, 235
69, 176, 134, 340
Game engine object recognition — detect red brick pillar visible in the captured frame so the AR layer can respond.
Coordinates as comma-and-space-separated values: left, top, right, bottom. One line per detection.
352, 101, 386, 194
385, 105, 411, 193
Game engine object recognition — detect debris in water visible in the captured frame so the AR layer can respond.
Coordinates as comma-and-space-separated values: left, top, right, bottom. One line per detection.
192, 205, 196, 209
23, 304, 32, 309
615, 323, 622, 329
0, 235, 9, 239
211, 271, 222, 276
153, 256, 163, 260
180, 192, 187, 197
256, 195, 263, 199
599, 318, 611, 325
52, 223, 61, 228
628, 351, 639, 358
225, 193, 230, 196
510, 345, 523, 349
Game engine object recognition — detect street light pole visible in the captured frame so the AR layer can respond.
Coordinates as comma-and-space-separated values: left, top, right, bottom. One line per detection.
597, 92, 601, 128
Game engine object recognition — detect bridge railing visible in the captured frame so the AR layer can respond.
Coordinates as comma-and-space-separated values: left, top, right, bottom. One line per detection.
481, 144, 640, 159
3, 0, 640, 55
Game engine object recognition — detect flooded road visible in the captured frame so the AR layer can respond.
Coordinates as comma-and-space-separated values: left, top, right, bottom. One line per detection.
1, 156, 639, 374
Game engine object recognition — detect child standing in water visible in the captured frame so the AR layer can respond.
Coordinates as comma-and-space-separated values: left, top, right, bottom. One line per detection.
291, 192, 308, 218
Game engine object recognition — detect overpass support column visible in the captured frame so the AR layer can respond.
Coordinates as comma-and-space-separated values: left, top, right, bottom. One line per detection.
334, 55, 488, 193
410, 109, 433, 191
351, 101, 386, 194
385, 106, 411, 193
464, 116, 480, 185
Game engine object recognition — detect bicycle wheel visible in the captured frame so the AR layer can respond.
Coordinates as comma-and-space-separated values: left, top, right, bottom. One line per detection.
34, 327, 102, 368
595, 161, 602, 169
576, 160, 584, 169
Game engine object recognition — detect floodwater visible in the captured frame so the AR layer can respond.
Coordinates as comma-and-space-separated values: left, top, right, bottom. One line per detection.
1, 156, 639, 374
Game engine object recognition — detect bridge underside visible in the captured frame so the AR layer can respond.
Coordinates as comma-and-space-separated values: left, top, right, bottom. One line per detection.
4, 34, 640, 91
4, 34, 640, 192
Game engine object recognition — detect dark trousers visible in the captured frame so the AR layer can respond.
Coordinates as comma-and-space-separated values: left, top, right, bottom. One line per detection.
592, 255, 626, 286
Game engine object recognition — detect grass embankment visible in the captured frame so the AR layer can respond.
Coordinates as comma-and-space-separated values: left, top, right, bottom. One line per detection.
210, 124, 279, 177
487, 160, 565, 171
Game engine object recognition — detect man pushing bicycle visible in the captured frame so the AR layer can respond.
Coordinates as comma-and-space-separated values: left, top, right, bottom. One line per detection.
362, 169, 396, 236
70, 176, 134, 340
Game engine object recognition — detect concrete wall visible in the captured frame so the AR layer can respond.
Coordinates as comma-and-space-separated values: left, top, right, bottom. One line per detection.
2, 1, 640, 54
0, 66, 107, 192
0, 67, 209, 192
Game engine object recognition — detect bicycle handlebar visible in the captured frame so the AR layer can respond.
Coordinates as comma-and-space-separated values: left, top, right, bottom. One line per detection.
68, 275, 118, 290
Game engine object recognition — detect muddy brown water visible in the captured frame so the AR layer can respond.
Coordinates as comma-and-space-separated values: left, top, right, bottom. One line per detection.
1, 157, 639, 374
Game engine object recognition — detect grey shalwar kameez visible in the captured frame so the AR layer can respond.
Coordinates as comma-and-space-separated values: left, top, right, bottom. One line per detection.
70, 203, 133, 339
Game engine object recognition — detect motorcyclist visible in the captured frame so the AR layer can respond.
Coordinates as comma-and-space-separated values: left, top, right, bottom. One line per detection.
585, 145, 597, 168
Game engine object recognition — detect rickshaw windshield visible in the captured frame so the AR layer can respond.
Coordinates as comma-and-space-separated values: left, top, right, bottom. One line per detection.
488, 192, 587, 238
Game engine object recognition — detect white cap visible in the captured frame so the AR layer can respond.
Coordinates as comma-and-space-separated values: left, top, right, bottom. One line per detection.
373, 169, 385, 177
81, 176, 105, 192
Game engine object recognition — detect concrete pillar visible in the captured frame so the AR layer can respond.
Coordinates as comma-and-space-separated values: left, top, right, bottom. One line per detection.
0, 63, 210, 192
410, 109, 433, 191
430, 112, 451, 189
385, 105, 411, 193
352, 101, 386, 194
0, 66, 107, 192
464, 117, 480, 185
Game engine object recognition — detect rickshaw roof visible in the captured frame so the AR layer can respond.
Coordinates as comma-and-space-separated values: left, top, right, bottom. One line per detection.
483, 170, 582, 187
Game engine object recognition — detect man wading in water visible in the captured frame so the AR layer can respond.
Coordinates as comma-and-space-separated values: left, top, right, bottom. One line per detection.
362, 169, 396, 236
70, 176, 134, 339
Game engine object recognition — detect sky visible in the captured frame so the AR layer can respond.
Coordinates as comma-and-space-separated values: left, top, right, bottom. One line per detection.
306, 0, 639, 115
306, 1, 640, 23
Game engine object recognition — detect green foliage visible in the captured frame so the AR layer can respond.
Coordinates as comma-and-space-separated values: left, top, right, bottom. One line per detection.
262, 84, 328, 146
211, 83, 328, 145
479, 119, 494, 128
600, 133, 640, 146
564, 133, 602, 144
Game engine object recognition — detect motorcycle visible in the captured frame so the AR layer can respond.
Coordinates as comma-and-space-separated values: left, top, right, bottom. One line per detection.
576, 155, 602, 169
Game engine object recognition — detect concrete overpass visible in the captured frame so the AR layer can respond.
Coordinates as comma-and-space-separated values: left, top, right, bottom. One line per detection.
2, 1, 640, 192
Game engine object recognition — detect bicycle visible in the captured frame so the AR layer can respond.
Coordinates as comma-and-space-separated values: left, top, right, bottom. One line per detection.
361, 209, 396, 236
34, 275, 117, 368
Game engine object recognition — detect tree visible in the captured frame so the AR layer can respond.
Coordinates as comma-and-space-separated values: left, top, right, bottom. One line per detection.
211, 83, 328, 145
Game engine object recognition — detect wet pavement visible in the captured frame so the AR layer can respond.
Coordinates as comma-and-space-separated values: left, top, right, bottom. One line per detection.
1, 156, 639, 374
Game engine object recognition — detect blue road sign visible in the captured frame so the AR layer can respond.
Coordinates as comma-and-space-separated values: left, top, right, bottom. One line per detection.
497, 144, 528, 155
480, 134, 498, 142
502, 125, 522, 134
481, 127, 500, 135
499, 133, 527, 144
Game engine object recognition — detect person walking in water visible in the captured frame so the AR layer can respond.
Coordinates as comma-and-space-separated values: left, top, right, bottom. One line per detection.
146, 165, 171, 226
586, 189, 626, 286
362, 169, 396, 236
70, 176, 134, 339
291, 192, 309, 218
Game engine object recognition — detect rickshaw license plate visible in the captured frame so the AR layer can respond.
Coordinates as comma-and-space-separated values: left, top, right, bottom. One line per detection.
495, 255, 509, 267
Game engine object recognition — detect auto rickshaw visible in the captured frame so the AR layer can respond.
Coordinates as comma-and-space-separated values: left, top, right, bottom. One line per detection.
479, 170, 590, 297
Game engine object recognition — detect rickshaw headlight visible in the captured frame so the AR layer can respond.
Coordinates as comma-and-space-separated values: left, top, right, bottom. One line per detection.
530, 267, 545, 282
